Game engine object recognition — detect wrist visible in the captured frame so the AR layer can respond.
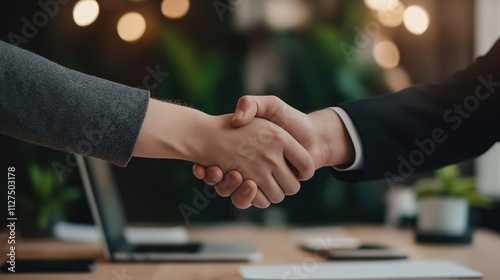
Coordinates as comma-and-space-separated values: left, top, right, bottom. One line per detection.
309, 109, 355, 167
133, 99, 211, 162
165, 107, 213, 163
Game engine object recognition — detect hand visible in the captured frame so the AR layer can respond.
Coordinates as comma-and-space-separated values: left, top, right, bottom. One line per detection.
194, 113, 314, 208
133, 99, 314, 209
193, 96, 355, 208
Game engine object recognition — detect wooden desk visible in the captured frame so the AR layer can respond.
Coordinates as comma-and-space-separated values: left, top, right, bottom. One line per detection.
2, 225, 499, 279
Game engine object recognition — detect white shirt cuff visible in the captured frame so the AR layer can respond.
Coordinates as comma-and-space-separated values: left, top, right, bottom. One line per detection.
330, 107, 364, 171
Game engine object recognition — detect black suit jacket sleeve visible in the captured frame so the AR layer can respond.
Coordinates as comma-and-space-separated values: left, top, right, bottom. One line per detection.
0, 40, 150, 167
331, 39, 500, 183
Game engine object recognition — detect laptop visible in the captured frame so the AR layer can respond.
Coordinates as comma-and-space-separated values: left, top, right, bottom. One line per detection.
77, 155, 261, 262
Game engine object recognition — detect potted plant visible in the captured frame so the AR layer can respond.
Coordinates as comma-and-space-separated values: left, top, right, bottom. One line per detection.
414, 165, 491, 244
18, 161, 82, 238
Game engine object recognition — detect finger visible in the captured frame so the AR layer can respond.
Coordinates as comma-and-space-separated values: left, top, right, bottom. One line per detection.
252, 189, 271, 209
231, 180, 258, 209
193, 164, 206, 179
215, 171, 244, 197
203, 166, 224, 185
272, 159, 301, 196
282, 135, 315, 181
232, 95, 288, 127
259, 173, 285, 204
231, 96, 258, 127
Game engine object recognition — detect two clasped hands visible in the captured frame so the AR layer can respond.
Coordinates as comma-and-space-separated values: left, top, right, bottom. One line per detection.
191, 95, 355, 209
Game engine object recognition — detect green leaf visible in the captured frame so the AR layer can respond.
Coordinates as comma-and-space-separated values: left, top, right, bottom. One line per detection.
28, 161, 42, 193
39, 169, 54, 200
17, 194, 34, 210
37, 207, 51, 230
415, 165, 491, 208
59, 187, 82, 203
463, 191, 493, 208
160, 26, 225, 103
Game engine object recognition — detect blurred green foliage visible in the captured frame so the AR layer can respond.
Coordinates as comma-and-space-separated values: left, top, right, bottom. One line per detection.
415, 165, 491, 208
18, 161, 82, 233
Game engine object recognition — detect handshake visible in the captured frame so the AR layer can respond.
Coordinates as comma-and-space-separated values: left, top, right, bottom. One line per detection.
191, 95, 355, 209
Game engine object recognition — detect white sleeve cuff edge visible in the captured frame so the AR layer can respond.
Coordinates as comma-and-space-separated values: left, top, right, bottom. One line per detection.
330, 107, 364, 171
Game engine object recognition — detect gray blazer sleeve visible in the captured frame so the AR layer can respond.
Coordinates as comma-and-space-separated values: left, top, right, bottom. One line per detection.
0, 40, 150, 167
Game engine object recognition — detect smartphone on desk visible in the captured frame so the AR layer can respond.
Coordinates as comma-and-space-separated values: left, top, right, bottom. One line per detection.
327, 245, 408, 261
1, 259, 96, 273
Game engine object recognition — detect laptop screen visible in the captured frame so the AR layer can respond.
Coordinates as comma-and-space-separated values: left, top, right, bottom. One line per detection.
77, 155, 128, 255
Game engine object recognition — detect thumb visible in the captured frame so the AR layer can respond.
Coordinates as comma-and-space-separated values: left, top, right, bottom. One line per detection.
231, 95, 288, 128
231, 96, 258, 127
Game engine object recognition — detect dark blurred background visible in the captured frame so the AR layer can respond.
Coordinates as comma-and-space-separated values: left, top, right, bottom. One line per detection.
2, 0, 499, 237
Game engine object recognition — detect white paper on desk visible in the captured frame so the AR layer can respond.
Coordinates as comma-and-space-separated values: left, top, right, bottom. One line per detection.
240, 260, 482, 280
53, 221, 189, 244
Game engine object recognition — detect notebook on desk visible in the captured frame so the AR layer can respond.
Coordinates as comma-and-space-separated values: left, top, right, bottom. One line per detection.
240, 260, 482, 280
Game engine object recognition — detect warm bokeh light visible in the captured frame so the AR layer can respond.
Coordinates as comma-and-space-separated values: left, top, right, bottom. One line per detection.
377, 0, 404, 27
161, 0, 190, 19
117, 12, 146, 42
403, 5, 429, 35
263, 0, 310, 31
373, 40, 400, 69
73, 0, 99, 27
364, 0, 396, 11
384, 66, 412, 92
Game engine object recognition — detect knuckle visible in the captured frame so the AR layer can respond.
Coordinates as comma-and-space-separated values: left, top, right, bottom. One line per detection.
261, 153, 278, 166
232, 197, 249, 210
239, 95, 252, 106
270, 193, 285, 204
254, 201, 270, 209
272, 130, 286, 144
227, 171, 242, 187
285, 182, 301, 196
215, 185, 231, 197
268, 95, 281, 104
300, 160, 313, 177
204, 178, 215, 185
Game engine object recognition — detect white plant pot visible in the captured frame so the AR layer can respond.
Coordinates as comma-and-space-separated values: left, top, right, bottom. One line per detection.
417, 197, 469, 236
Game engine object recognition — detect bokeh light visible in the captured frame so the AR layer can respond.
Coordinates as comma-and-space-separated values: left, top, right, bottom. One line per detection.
384, 66, 412, 92
377, 0, 404, 27
117, 12, 146, 42
263, 0, 310, 31
403, 5, 429, 35
364, 0, 395, 11
73, 0, 99, 27
373, 40, 400, 69
161, 0, 190, 19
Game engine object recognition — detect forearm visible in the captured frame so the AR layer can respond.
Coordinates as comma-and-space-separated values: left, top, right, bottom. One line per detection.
339, 82, 499, 180
0, 40, 150, 167
330, 39, 500, 182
